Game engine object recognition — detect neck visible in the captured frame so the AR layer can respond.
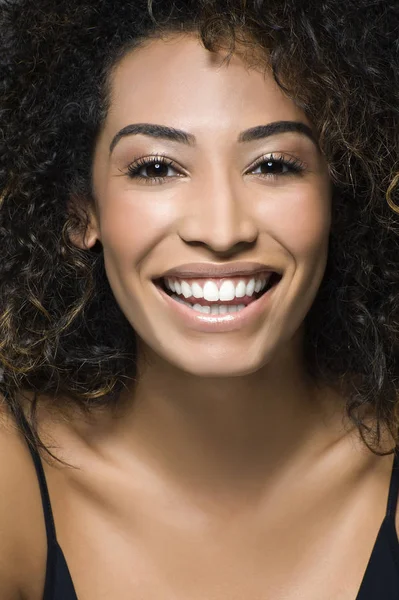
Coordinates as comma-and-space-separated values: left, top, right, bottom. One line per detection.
110, 335, 347, 502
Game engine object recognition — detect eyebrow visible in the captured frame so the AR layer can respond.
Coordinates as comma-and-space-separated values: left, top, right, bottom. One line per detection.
109, 120, 318, 153
237, 121, 317, 145
110, 123, 195, 153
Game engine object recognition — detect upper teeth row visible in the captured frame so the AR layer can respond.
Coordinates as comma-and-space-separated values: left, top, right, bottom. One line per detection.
164, 275, 270, 302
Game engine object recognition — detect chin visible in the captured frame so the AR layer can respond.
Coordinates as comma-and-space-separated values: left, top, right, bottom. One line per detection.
165, 345, 274, 379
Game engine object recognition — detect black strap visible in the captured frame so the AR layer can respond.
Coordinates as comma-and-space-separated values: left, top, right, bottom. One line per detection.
386, 449, 399, 520
18, 411, 58, 547
17, 410, 58, 598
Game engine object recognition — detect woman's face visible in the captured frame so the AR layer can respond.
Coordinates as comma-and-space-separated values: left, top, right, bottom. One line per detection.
90, 34, 331, 377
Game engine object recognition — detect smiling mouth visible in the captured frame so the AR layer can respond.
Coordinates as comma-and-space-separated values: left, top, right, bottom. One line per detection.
154, 272, 282, 315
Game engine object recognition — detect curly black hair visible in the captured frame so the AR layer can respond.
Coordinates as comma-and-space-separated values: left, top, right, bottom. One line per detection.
0, 0, 399, 454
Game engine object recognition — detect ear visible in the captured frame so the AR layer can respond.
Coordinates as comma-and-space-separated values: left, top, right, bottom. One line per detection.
67, 197, 101, 250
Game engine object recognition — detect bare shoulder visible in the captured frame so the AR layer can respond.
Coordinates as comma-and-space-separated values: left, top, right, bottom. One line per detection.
0, 403, 47, 600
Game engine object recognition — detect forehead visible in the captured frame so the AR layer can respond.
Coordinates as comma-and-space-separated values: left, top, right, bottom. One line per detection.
105, 34, 310, 136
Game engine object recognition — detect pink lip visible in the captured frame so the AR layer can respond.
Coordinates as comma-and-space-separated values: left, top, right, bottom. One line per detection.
156, 261, 280, 280
154, 281, 278, 333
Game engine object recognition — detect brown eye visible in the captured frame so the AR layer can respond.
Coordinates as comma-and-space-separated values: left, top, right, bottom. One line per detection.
248, 154, 305, 178
252, 159, 290, 176
139, 162, 171, 178
127, 156, 181, 181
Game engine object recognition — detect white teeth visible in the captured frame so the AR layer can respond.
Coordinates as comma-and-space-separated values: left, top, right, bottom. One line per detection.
254, 279, 262, 293
194, 304, 246, 315
164, 273, 273, 300
246, 278, 255, 296
192, 282, 203, 298
203, 281, 219, 302
170, 295, 246, 314
219, 280, 236, 302
192, 303, 211, 314
181, 280, 192, 299
235, 280, 246, 298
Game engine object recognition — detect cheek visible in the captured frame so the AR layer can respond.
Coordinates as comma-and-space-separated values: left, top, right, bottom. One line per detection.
261, 184, 331, 263
97, 187, 177, 267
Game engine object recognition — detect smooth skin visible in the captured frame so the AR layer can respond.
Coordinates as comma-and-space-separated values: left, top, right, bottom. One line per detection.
0, 34, 396, 600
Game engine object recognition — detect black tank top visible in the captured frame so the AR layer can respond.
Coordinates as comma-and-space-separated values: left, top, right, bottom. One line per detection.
24, 437, 399, 599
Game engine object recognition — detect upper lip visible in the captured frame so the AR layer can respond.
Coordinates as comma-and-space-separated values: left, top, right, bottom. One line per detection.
156, 262, 281, 279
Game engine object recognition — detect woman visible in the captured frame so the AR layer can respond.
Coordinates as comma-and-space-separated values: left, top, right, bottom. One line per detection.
0, 0, 398, 598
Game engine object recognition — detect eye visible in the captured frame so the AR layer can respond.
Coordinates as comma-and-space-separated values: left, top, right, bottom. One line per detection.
247, 153, 305, 178
252, 159, 289, 176
126, 156, 183, 183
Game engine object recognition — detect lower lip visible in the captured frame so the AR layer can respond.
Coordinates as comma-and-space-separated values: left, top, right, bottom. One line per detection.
154, 284, 277, 333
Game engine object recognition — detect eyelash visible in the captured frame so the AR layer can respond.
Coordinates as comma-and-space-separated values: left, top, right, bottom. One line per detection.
126, 155, 178, 185
249, 153, 305, 178
126, 153, 306, 185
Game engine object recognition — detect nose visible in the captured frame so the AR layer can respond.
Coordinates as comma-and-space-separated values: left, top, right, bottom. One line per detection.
177, 171, 259, 253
